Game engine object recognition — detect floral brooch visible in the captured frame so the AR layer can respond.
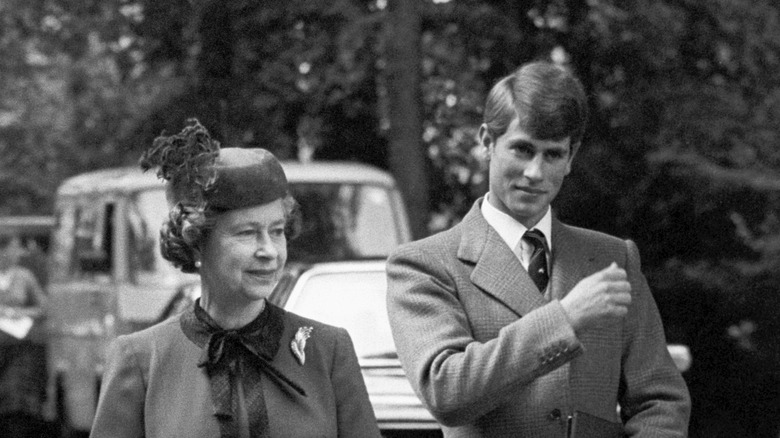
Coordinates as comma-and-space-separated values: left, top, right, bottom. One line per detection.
291, 326, 313, 366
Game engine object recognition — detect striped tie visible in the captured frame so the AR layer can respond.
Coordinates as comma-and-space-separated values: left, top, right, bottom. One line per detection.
523, 229, 548, 292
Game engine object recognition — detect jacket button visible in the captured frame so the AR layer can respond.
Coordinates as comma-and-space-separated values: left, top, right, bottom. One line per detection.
548, 408, 562, 420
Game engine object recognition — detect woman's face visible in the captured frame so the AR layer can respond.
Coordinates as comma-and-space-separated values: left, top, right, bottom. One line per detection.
198, 199, 288, 307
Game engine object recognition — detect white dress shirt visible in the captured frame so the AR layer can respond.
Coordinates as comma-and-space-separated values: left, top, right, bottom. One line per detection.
481, 193, 552, 272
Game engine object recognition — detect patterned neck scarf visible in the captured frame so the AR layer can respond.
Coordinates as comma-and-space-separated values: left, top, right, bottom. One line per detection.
181, 300, 306, 438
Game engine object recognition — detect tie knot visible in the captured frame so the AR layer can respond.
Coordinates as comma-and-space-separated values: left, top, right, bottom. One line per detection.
200, 330, 245, 369
523, 229, 546, 251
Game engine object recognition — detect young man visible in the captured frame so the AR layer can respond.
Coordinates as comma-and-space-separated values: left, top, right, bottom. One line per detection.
386, 61, 690, 437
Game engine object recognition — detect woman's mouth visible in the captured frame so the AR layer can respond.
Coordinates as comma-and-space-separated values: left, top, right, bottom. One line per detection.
246, 269, 277, 279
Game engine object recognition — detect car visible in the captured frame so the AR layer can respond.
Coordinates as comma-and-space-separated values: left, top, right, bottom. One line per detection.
276, 261, 441, 436
43, 160, 413, 435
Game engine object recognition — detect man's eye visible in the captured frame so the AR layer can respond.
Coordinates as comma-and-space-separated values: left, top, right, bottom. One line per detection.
270, 227, 285, 237
513, 144, 534, 156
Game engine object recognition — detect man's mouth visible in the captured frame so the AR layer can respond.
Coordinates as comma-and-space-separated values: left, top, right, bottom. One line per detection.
515, 186, 546, 195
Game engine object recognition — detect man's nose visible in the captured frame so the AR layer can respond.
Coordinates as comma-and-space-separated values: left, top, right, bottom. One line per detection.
524, 154, 545, 180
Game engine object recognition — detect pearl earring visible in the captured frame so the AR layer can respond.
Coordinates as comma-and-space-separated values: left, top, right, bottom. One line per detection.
194, 260, 202, 269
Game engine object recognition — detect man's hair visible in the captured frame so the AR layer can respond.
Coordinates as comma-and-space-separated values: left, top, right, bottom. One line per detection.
483, 61, 588, 145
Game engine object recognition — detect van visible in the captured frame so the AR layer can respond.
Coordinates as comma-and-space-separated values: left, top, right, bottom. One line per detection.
43, 161, 412, 434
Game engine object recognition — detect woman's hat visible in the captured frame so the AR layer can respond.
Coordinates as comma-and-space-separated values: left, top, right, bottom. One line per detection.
205, 148, 288, 210
141, 119, 288, 211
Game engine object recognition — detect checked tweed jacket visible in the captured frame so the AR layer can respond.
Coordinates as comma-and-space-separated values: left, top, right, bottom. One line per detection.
386, 199, 690, 438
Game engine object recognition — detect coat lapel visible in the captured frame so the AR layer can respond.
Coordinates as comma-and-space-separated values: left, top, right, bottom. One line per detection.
549, 218, 597, 301
457, 200, 546, 317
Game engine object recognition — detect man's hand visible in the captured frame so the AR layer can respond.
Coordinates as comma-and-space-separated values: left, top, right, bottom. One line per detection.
559, 262, 632, 332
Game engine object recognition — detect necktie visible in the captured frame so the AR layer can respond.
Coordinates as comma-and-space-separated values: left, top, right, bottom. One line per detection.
523, 229, 548, 292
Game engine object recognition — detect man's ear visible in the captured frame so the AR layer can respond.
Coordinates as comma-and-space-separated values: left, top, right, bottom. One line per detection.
570, 140, 581, 161
478, 124, 493, 154
565, 140, 581, 175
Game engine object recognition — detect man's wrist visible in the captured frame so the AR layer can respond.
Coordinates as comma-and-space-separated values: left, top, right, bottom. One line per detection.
558, 297, 583, 333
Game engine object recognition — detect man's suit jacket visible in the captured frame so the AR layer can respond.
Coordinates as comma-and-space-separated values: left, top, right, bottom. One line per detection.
90, 304, 381, 438
386, 199, 690, 437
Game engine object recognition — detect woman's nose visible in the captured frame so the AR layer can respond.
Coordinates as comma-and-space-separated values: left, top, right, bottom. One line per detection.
254, 233, 277, 258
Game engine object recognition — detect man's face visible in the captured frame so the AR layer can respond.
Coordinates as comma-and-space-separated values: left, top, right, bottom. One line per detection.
481, 117, 577, 228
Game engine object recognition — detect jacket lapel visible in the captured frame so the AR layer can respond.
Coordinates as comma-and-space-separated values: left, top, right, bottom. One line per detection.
549, 218, 597, 301
457, 199, 546, 317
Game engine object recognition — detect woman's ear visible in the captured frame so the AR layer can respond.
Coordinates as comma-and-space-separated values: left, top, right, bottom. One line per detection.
192, 247, 203, 268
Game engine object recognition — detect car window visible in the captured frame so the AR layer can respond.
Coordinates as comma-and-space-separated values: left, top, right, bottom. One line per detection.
72, 201, 114, 275
288, 183, 401, 263
128, 190, 178, 281
285, 269, 396, 360
50, 189, 173, 282
50, 198, 112, 281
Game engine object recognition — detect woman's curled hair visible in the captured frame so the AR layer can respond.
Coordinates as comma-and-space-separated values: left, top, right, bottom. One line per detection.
139, 119, 219, 273
159, 195, 300, 274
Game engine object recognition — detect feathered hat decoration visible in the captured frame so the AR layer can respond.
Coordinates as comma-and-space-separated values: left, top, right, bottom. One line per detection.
140, 118, 220, 209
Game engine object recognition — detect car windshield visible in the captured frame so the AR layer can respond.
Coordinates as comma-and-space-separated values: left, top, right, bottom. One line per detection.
285, 268, 396, 361
50, 189, 176, 281
287, 183, 401, 263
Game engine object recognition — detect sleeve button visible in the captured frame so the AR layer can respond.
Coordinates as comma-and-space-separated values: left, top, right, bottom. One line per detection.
548, 408, 562, 420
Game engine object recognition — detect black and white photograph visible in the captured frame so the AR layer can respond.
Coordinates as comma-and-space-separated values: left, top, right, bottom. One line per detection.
0, 1, 778, 437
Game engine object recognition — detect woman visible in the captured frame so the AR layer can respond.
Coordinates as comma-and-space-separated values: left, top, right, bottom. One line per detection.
90, 120, 381, 438
0, 235, 48, 438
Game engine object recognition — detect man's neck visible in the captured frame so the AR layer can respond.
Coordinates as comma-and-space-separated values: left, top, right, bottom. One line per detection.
481, 192, 552, 251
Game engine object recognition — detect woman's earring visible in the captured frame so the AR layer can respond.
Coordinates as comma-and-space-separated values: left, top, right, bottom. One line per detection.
194, 260, 202, 269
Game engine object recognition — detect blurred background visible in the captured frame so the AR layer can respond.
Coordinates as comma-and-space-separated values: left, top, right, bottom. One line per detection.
1, 0, 779, 436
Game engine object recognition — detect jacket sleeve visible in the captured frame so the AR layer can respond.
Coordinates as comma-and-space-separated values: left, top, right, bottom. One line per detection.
619, 240, 691, 436
90, 336, 145, 438
386, 243, 583, 426
332, 327, 382, 438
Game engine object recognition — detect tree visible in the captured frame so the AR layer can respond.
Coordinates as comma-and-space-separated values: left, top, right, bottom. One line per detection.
384, 0, 429, 239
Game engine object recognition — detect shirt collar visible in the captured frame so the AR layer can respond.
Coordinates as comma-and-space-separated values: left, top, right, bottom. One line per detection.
481, 192, 552, 251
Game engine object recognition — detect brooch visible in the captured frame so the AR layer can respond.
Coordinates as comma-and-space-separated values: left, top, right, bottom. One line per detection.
291, 326, 313, 366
